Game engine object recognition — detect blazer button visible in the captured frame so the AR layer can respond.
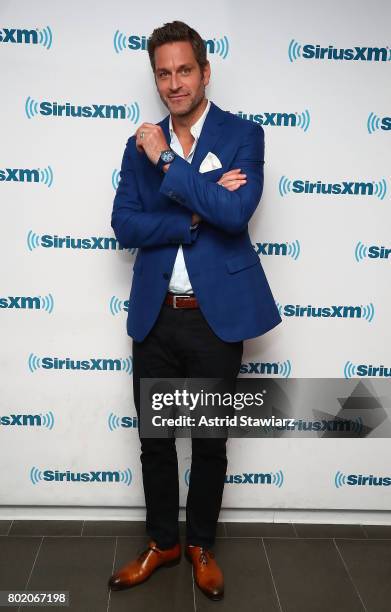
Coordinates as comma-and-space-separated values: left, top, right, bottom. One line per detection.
163, 272, 169, 280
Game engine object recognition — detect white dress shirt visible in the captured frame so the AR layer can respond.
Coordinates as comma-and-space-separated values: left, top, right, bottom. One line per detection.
167, 99, 211, 294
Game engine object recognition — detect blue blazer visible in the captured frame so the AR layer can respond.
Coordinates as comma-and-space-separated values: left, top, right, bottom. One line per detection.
111, 101, 281, 342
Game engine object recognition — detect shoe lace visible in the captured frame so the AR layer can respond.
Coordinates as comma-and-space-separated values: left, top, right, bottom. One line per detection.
199, 548, 214, 565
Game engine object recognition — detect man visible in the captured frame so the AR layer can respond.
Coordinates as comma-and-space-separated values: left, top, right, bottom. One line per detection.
108, 21, 281, 601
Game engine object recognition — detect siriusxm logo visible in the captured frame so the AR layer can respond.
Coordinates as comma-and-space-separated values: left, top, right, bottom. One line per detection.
0, 294, 54, 313
185, 468, 284, 487
0, 412, 54, 428
108, 412, 138, 430
253, 241, 300, 260
109, 296, 129, 315
335, 471, 391, 488
240, 360, 292, 378
276, 302, 375, 322
30, 466, 132, 485
367, 112, 391, 134
112, 169, 120, 190
27, 231, 135, 253
0, 166, 53, 187
344, 361, 390, 378
0, 26, 52, 49
355, 242, 391, 262
114, 31, 229, 59
28, 353, 133, 375
279, 176, 388, 200
25, 97, 140, 122
237, 110, 310, 131
289, 39, 391, 62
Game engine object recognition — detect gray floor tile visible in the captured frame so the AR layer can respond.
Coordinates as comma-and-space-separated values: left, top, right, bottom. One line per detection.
0, 536, 42, 590
0, 536, 42, 612
361, 524, 391, 539
294, 523, 366, 539
0, 520, 12, 535
83, 520, 146, 537
193, 538, 281, 611
336, 538, 391, 612
264, 538, 365, 612
22, 536, 115, 612
179, 520, 226, 538
225, 522, 295, 538
9, 520, 83, 537
109, 536, 194, 612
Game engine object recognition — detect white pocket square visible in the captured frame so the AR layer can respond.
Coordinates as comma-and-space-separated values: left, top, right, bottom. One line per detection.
199, 151, 222, 173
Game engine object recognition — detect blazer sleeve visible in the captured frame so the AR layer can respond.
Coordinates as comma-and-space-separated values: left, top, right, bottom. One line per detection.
111, 138, 197, 249
159, 124, 265, 235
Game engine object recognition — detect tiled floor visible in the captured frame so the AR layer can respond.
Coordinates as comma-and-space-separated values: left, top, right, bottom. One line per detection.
1, 520, 391, 611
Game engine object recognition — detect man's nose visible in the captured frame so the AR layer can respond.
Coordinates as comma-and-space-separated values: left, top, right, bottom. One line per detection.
169, 73, 181, 90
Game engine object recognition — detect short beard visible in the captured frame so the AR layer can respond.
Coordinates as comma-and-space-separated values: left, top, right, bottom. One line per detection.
172, 93, 204, 118
160, 82, 205, 118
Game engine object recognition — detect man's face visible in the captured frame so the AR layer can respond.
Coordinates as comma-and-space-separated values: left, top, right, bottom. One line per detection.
154, 41, 210, 117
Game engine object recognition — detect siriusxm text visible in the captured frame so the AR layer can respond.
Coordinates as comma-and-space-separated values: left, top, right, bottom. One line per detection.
237, 111, 297, 126
302, 44, 390, 62
125, 34, 223, 55
39, 358, 125, 370
0, 28, 38, 44
0, 296, 42, 309
0, 168, 39, 182
36, 235, 126, 250
34, 102, 129, 119
281, 305, 366, 318
355, 365, 390, 377
345, 474, 391, 486
293, 180, 375, 195
38, 470, 126, 482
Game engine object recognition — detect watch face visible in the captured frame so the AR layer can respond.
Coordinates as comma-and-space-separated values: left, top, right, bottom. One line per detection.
161, 150, 175, 163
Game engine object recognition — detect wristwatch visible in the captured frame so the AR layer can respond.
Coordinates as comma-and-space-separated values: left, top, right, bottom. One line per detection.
156, 148, 176, 171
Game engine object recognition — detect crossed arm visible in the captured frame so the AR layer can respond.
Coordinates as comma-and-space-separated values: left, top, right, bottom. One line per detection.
111, 126, 264, 249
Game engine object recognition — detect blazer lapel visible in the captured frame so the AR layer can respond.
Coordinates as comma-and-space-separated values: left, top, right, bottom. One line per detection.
160, 114, 171, 146
159, 101, 227, 171
190, 101, 226, 171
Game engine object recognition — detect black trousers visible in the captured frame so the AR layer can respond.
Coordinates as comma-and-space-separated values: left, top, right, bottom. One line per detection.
132, 301, 243, 549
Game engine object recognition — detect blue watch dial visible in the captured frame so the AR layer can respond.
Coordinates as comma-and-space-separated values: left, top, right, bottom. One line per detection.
161, 149, 175, 163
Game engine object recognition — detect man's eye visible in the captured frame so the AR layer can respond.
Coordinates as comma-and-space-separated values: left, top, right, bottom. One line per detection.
158, 72, 168, 78
181, 67, 190, 74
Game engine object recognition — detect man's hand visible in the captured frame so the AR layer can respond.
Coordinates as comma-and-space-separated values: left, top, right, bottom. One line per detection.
191, 213, 202, 225
190, 169, 247, 226
217, 168, 247, 191
136, 123, 169, 165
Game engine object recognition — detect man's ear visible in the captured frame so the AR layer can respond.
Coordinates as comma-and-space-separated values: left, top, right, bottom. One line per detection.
202, 61, 211, 86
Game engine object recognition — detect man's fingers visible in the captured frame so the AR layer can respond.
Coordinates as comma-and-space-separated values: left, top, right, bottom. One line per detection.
220, 179, 246, 191
221, 168, 246, 177
223, 168, 242, 175
218, 170, 247, 184
218, 175, 246, 185
218, 177, 247, 188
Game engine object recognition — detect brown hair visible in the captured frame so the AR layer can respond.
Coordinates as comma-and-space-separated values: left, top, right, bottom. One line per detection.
148, 21, 207, 73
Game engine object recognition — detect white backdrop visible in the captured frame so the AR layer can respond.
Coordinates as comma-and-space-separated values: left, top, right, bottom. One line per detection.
1, 0, 390, 516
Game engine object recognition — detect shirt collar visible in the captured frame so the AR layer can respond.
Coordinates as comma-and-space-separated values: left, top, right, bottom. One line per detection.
169, 99, 211, 141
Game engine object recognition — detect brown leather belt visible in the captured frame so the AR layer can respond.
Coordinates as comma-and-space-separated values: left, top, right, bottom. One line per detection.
165, 292, 199, 309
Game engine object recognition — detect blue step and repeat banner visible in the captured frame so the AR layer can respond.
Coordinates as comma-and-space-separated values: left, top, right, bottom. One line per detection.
1, 0, 390, 514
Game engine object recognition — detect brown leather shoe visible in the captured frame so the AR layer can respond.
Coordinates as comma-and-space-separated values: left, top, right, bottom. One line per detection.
185, 545, 224, 600
108, 540, 181, 590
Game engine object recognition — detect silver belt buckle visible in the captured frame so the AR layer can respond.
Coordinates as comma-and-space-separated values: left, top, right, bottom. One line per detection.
172, 294, 190, 309
173, 294, 183, 309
